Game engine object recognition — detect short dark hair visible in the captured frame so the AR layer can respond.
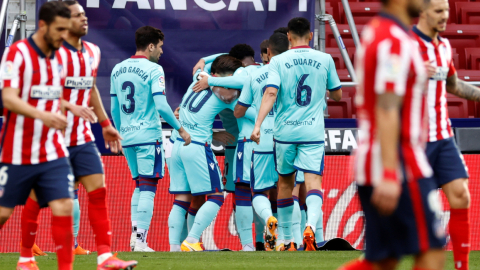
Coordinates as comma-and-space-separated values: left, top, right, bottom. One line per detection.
39, 1, 71, 25
135, 26, 164, 51
273, 27, 288, 35
211, 55, 243, 75
62, 1, 79, 6
260, 39, 269, 55
288, 17, 311, 37
268, 33, 289, 55
229, 44, 255, 61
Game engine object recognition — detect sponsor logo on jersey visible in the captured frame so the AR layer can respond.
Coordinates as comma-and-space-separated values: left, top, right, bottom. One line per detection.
264, 129, 274, 134
284, 119, 314, 126
30, 85, 62, 99
64, 76, 94, 89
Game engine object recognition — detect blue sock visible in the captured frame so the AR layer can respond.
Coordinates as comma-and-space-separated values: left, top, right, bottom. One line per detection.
131, 182, 140, 230
253, 211, 264, 243
316, 206, 324, 244
271, 200, 283, 241
137, 178, 158, 231
188, 195, 224, 241
306, 190, 323, 231
168, 200, 190, 245
252, 193, 272, 224
278, 197, 294, 242
292, 196, 302, 246
234, 185, 253, 246
187, 207, 198, 232
73, 189, 80, 248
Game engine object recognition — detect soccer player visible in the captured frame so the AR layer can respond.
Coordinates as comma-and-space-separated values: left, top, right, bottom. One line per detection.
251, 17, 342, 251
110, 26, 191, 252
234, 33, 290, 251
260, 40, 269, 65
168, 55, 243, 252
413, 1, 480, 268
338, 0, 446, 269
0, 2, 74, 269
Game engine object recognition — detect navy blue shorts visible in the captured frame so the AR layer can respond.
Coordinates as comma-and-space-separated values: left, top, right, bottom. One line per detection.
426, 137, 469, 187
358, 178, 446, 262
68, 142, 104, 179
0, 158, 74, 208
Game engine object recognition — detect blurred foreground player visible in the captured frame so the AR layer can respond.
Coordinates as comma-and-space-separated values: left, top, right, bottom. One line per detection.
412, 0, 480, 268
252, 17, 342, 251
0, 2, 74, 270
339, 0, 446, 269
111, 26, 191, 252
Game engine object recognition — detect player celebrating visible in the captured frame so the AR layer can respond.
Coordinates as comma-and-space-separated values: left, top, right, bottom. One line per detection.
234, 33, 290, 251
0, 2, 74, 270
251, 17, 342, 251
111, 25, 191, 252
339, 0, 447, 269
412, 0, 480, 268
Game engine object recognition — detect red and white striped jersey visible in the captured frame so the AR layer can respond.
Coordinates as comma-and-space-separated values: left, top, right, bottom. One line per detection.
58, 41, 100, 147
0, 37, 68, 165
354, 14, 433, 186
412, 26, 456, 142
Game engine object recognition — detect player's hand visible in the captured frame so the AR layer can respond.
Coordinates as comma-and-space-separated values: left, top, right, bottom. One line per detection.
102, 125, 123, 153
174, 107, 180, 120
250, 126, 261, 145
424, 61, 436, 78
178, 127, 191, 146
213, 131, 236, 145
69, 105, 97, 123
40, 111, 68, 130
192, 59, 206, 75
193, 76, 209, 93
371, 180, 402, 216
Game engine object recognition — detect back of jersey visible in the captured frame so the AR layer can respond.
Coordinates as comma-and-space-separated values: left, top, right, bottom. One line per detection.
268, 47, 341, 142
110, 56, 164, 146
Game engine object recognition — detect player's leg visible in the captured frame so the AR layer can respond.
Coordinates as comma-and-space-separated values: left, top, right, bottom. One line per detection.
180, 143, 224, 251
414, 249, 446, 270
133, 143, 164, 252
188, 196, 206, 232
19, 191, 42, 260
250, 151, 267, 251
253, 211, 265, 250
0, 207, 14, 228
71, 182, 89, 255
123, 147, 140, 251
427, 138, 470, 270
292, 184, 302, 249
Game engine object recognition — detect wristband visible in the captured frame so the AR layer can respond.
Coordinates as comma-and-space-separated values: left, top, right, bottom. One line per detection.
383, 169, 398, 183
100, 119, 111, 128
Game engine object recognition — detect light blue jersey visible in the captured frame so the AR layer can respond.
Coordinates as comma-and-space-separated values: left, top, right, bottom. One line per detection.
267, 47, 341, 143
110, 56, 169, 146
238, 64, 274, 152
235, 65, 262, 140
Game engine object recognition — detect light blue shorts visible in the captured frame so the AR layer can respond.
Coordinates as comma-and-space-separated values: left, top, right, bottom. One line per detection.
123, 142, 164, 179
224, 146, 236, 193
169, 140, 223, 196
250, 151, 278, 192
233, 140, 255, 185
274, 140, 325, 176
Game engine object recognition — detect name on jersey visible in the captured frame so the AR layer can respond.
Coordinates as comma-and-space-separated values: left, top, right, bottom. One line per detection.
430, 67, 449, 81
30, 85, 62, 99
285, 59, 322, 70
112, 66, 148, 81
255, 72, 268, 84
64, 76, 94, 89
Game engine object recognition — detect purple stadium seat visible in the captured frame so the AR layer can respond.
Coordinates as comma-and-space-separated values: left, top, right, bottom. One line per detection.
327, 98, 353, 118
339, 2, 381, 24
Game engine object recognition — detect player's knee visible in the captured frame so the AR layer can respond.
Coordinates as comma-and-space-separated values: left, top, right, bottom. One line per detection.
191, 195, 206, 209
138, 177, 159, 193
0, 209, 13, 225
207, 194, 225, 207
447, 179, 471, 208
277, 179, 294, 191
49, 198, 73, 216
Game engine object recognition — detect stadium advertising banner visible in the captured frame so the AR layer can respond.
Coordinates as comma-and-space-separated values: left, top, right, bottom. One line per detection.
38, 0, 316, 113
2, 155, 480, 252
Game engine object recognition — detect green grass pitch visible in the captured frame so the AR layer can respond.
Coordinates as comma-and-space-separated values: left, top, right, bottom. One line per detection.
2, 251, 479, 269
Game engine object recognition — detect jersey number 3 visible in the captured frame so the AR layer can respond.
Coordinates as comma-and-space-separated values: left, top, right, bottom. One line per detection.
121, 81, 136, 114
296, 74, 311, 107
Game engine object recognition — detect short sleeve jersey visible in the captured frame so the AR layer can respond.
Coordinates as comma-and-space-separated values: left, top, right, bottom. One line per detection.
267, 46, 341, 143
238, 64, 274, 151
110, 56, 166, 146
235, 64, 262, 140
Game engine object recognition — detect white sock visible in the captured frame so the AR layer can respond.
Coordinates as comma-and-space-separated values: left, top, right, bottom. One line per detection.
242, 243, 255, 251
136, 229, 148, 244
284, 239, 292, 245
306, 223, 316, 233
186, 236, 199, 244
170, 244, 181, 252
97, 252, 113, 265
132, 221, 137, 227
19, 257, 34, 263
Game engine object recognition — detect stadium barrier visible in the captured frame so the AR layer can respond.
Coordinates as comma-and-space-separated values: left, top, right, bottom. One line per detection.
1, 155, 480, 252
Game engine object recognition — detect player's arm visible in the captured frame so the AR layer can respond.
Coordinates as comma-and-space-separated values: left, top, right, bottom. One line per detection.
61, 99, 97, 123
110, 73, 122, 132
192, 53, 227, 75
251, 86, 277, 144
193, 68, 245, 92
446, 73, 480, 101
2, 87, 67, 130
328, 88, 342, 101
327, 55, 342, 102
234, 77, 254, 118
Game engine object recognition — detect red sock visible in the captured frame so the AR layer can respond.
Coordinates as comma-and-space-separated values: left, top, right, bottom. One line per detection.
88, 187, 111, 256
52, 215, 73, 270
20, 198, 40, 258
450, 208, 470, 270
338, 259, 374, 270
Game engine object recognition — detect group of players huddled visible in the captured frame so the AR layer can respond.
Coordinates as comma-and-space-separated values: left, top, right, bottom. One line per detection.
0, 0, 478, 269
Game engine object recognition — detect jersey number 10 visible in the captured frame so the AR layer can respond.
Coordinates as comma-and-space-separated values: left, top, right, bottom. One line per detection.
182, 90, 213, 113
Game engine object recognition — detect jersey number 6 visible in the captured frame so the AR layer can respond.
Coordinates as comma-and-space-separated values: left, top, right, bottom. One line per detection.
296, 74, 312, 107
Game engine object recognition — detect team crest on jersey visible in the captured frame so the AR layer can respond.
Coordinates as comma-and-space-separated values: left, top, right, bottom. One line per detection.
209, 163, 215, 170
30, 85, 62, 99
2, 61, 13, 79
0, 187, 4, 197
